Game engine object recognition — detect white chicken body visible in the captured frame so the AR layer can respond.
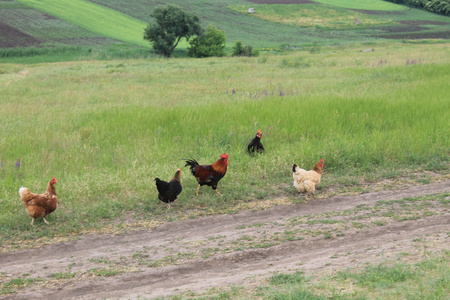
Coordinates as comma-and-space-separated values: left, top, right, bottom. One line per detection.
292, 159, 324, 199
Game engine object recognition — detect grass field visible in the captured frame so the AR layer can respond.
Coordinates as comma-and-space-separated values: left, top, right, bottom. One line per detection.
0, 42, 448, 246
229, 4, 395, 29
313, 0, 409, 11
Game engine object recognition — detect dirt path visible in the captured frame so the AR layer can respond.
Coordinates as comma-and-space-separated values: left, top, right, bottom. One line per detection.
1, 181, 449, 299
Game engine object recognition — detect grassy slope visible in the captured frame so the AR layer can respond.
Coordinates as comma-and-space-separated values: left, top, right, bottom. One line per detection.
1, 0, 448, 55
85, 0, 403, 47
0, 43, 448, 245
15, 0, 150, 47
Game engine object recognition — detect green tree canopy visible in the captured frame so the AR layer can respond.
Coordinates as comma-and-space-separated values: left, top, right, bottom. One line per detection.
143, 5, 203, 57
188, 25, 226, 58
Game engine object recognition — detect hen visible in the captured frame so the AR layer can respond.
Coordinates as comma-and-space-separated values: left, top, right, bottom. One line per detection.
247, 130, 265, 154
19, 177, 58, 225
185, 153, 229, 196
155, 168, 182, 208
292, 159, 324, 200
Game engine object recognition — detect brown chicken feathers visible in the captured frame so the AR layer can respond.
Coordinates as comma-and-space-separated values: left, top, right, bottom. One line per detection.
155, 169, 182, 207
19, 177, 58, 225
185, 154, 229, 196
292, 159, 324, 200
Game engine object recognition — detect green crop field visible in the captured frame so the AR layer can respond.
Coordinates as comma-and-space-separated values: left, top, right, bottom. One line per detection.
15, 0, 150, 47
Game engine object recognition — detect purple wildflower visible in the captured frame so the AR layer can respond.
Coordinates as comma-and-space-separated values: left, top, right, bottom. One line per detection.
232, 89, 236, 95
16, 158, 20, 168
279, 90, 284, 96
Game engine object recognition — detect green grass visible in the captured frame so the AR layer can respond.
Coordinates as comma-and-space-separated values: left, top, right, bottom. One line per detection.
16, 0, 150, 47
313, 0, 409, 11
0, 43, 449, 247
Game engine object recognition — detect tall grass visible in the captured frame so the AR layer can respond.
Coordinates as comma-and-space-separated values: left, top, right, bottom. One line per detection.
0, 43, 448, 243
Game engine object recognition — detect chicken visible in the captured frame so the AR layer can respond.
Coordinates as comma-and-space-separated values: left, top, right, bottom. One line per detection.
19, 177, 58, 225
155, 168, 182, 208
247, 130, 265, 154
292, 159, 324, 200
185, 153, 229, 196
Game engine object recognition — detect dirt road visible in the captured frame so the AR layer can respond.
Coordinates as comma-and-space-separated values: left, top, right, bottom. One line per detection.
1, 180, 449, 299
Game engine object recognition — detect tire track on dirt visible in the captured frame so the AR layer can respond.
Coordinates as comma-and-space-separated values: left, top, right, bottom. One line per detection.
1, 180, 449, 299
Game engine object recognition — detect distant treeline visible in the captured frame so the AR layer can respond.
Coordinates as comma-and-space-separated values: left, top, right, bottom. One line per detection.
384, 0, 450, 15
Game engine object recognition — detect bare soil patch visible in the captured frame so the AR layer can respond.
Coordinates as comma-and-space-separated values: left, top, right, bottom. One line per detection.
0, 180, 449, 299
0, 21, 42, 48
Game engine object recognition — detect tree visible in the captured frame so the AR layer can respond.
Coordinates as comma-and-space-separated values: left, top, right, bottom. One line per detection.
188, 25, 226, 58
144, 5, 202, 57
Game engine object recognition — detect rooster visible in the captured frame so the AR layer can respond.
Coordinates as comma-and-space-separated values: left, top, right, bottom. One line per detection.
155, 168, 182, 208
19, 177, 58, 225
292, 159, 324, 200
185, 153, 229, 196
248, 130, 265, 154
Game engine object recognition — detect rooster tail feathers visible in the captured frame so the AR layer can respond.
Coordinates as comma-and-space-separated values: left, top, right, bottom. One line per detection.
292, 164, 298, 173
184, 158, 199, 174
184, 158, 199, 167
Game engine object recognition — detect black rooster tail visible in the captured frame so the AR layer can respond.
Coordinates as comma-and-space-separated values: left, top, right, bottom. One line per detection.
184, 158, 199, 175
292, 164, 297, 173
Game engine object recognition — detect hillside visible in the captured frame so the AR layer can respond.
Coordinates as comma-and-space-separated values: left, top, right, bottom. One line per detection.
1, 0, 449, 55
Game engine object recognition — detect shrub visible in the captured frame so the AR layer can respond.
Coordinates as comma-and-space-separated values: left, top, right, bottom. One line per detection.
188, 25, 226, 58
232, 41, 259, 57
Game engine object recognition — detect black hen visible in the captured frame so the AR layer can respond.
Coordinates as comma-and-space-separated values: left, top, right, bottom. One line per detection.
247, 130, 265, 154
155, 169, 182, 208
